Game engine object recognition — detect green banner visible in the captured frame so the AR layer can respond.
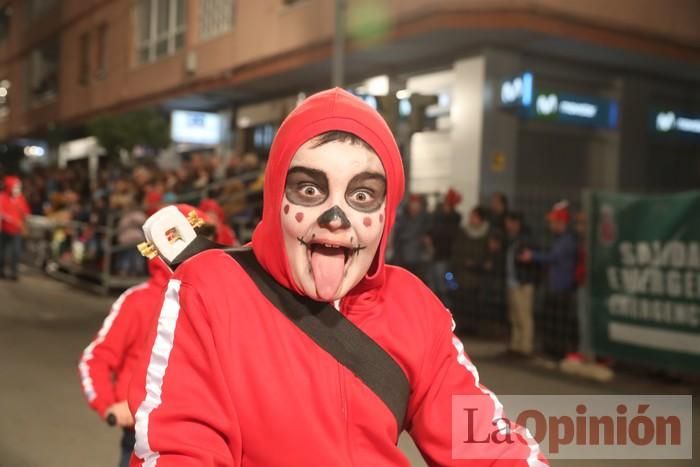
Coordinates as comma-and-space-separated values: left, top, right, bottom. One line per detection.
588, 191, 700, 373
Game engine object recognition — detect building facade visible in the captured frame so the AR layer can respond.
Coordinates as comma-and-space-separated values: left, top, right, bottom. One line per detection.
0, 0, 698, 211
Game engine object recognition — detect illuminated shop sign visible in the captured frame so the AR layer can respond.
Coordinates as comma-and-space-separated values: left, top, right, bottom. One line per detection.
653, 111, 700, 135
500, 72, 533, 107
531, 91, 618, 128
499, 73, 618, 128
171, 110, 222, 145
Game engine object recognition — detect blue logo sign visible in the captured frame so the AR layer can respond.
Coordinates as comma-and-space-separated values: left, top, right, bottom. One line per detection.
499, 73, 618, 128
500, 72, 533, 107
653, 111, 700, 136
530, 91, 618, 128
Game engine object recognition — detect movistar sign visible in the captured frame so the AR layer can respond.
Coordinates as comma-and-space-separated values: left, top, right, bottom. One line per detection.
532, 91, 618, 128
654, 111, 700, 135
500, 72, 533, 107
499, 73, 618, 128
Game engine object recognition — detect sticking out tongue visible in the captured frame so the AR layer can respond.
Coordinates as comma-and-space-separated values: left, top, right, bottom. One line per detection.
310, 246, 346, 301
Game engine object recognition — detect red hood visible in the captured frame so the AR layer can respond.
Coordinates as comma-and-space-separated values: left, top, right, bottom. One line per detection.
148, 257, 172, 287
251, 88, 405, 297
199, 198, 225, 224
3, 176, 20, 195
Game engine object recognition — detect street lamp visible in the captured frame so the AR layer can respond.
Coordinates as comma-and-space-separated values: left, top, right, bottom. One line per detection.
332, 0, 347, 88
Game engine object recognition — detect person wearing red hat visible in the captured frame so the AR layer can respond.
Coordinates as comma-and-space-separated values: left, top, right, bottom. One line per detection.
128, 89, 547, 466
198, 198, 238, 246
0, 175, 30, 280
79, 204, 212, 467
520, 200, 578, 359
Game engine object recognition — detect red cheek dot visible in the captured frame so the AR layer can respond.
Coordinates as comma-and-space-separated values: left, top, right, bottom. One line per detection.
363, 217, 372, 227
284, 204, 290, 215
379, 214, 384, 224
295, 212, 304, 223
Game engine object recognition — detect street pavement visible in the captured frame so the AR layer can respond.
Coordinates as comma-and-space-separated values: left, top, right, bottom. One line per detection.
1, 271, 697, 467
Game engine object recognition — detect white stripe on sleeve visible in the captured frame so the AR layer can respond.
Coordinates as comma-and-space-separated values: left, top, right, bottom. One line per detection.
134, 279, 182, 467
79, 283, 149, 402
452, 336, 547, 467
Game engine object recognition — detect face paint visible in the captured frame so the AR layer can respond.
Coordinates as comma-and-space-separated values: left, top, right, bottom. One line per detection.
284, 204, 290, 215
363, 217, 372, 227
317, 206, 351, 230
295, 212, 304, 223
281, 139, 387, 302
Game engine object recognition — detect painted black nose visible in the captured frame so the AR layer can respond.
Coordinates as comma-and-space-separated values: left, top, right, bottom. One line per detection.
318, 206, 351, 230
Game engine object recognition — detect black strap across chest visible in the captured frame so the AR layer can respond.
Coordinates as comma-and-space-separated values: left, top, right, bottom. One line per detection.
171, 240, 410, 433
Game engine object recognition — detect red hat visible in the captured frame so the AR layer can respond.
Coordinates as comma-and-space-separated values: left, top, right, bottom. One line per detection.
547, 200, 571, 223
3, 175, 20, 194
198, 198, 225, 223
444, 188, 462, 207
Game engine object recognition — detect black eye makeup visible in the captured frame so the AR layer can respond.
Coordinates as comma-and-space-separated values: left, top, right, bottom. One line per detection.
345, 172, 387, 212
285, 166, 329, 206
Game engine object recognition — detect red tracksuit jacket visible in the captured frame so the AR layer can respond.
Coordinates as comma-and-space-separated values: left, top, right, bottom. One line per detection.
129, 89, 547, 466
79, 258, 171, 416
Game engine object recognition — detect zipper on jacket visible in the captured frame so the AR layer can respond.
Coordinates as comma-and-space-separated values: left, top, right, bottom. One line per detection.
336, 300, 355, 466
338, 353, 355, 466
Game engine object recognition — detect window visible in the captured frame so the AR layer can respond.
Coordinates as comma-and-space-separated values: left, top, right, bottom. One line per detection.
29, 0, 57, 19
0, 6, 11, 42
199, 0, 233, 41
96, 22, 108, 78
136, 0, 186, 64
78, 32, 90, 86
0, 79, 10, 118
28, 40, 59, 105
253, 124, 276, 151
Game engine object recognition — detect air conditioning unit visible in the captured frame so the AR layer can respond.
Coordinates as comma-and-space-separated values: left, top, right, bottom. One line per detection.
185, 51, 197, 75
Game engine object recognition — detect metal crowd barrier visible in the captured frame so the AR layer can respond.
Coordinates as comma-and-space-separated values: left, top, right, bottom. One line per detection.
22, 170, 265, 294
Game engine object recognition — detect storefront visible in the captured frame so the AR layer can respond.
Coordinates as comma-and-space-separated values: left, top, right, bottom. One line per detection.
644, 109, 700, 191
57, 137, 105, 191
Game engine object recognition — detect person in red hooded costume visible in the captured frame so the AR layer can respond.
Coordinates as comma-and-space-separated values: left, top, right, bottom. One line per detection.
80, 205, 210, 467
128, 89, 548, 466
0, 175, 30, 280
199, 198, 238, 246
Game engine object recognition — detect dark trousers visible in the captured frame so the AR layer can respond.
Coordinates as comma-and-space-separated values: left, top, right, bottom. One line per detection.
451, 286, 480, 334
120, 429, 135, 467
540, 290, 578, 359
0, 233, 22, 278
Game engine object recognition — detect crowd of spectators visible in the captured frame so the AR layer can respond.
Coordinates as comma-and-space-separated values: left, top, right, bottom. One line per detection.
7, 157, 602, 371
9, 150, 264, 276
389, 190, 595, 368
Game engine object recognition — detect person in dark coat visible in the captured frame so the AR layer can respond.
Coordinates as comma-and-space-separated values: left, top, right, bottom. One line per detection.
450, 206, 490, 333
427, 188, 462, 304
392, 193, 431, 281
480, 229, 507, 327
488, 192, 509, 233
